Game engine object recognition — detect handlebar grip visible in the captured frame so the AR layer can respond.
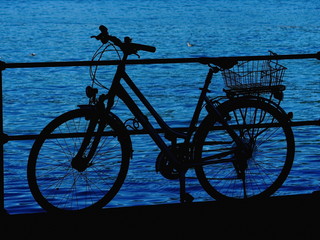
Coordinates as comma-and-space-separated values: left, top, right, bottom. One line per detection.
92, 25, 156, 53
129, 43, 156, 53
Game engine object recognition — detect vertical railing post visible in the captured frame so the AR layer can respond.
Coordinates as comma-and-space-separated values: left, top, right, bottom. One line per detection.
0, 61, 7, 214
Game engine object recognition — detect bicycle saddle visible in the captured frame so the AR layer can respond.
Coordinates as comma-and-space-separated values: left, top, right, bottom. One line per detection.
199, 57, 238, 69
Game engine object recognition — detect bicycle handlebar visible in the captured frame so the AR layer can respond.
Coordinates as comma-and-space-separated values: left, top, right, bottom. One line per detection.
91, 25, 156, 54
128, 42, 156, 53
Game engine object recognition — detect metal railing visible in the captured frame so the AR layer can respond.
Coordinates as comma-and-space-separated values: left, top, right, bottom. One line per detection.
1, 52, 320, 213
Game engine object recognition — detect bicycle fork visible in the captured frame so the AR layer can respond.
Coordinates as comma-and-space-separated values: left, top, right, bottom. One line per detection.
71, 110, 106, 172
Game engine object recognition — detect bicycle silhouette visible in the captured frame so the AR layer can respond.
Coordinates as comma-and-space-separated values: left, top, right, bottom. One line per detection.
28, 26, 295, 212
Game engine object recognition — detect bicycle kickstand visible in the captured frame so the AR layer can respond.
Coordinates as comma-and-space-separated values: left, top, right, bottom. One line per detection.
179, 170, 194, 203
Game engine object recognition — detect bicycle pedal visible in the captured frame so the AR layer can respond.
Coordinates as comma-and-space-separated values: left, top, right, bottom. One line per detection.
182, 193, 194, 203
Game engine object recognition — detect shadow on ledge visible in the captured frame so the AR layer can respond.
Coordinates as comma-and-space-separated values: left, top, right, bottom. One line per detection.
2, 192, 320, 239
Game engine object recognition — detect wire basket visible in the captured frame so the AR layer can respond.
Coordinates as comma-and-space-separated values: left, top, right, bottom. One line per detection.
222, 59, 287, 95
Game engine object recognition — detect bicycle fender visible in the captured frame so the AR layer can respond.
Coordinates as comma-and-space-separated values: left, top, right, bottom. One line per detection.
218, 96, 293, 122
107, 112, 133, 159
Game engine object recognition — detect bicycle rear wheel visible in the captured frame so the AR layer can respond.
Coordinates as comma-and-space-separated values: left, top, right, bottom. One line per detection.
194, 97, 294, 200
28, 109, 131, 212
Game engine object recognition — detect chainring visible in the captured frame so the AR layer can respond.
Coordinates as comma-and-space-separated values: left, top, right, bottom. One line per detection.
155, 144, 189, 180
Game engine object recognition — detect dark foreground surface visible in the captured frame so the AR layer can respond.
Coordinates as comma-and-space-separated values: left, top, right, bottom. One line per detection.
2, 193, 320, 239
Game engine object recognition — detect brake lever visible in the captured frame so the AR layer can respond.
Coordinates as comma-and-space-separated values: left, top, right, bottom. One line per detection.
91, 25, 110, 44
134, 53, 140, 58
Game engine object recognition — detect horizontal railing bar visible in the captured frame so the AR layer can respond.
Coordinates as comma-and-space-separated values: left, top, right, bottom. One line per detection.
291, 120, 320, 127
2, 52, 320, 69
6, 120, 319, 142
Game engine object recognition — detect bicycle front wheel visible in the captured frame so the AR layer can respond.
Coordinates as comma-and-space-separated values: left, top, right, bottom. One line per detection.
194, 97, 295, 200
28, 109, 131, 212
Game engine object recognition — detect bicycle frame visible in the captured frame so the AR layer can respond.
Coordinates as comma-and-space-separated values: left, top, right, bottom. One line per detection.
72, 50, 247, 202
105, 53, 245, 168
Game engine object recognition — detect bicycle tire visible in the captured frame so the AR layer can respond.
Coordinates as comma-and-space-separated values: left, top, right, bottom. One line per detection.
28, 108, 131, 212
194, 97, 295, 200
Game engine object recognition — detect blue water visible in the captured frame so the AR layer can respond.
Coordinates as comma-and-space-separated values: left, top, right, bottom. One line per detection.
1, 0, 319, 214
